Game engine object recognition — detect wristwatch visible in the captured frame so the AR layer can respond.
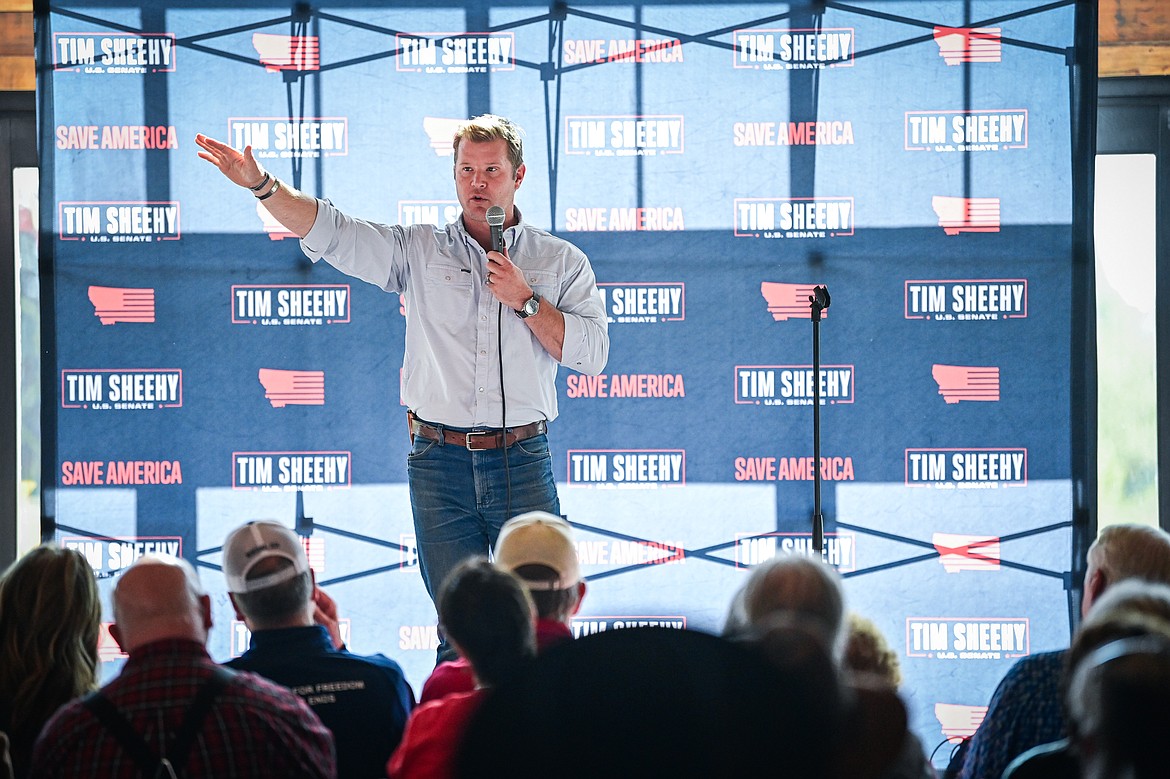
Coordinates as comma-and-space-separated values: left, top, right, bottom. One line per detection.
517, 294, 540, 319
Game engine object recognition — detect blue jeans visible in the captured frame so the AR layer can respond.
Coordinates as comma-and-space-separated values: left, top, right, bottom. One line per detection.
407, 425, 560, 605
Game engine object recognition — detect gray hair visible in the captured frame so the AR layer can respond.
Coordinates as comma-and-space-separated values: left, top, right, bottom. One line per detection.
734, 555, 846, 660
1089, 524, 1170, 586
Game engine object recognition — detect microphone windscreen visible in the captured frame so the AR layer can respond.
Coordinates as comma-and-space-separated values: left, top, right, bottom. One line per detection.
486, 205, 506, 227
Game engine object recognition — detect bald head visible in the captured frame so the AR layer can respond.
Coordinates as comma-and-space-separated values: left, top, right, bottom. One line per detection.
111, 554, 211, 653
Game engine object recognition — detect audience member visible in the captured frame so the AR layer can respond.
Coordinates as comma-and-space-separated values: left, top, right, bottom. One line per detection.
844, 612, 903, 687
721, 585, 749, 636
0, 545, 101, 779
223, 520, 414, 779
728, 555, 934, 779
453, 617, 842, 776
30, 553, 336, 778
1066, 635, 1170, 779
0, 732, 12, 779
456, 620, 845, 778
419, 511, 584, 703
388, 558, 535, 779
839, 612, 936, 778
1074, 575, 1170, 627
956, 523, 1170, 779
734, 553, 847, 656
1003, 579, 1170, 778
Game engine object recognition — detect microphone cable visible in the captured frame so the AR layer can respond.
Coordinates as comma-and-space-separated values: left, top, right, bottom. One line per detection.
486, 204, 515, 521
497, 292, 513, 520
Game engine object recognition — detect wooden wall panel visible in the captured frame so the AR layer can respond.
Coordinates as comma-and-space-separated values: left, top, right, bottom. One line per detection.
1100, 0, 1170, 44
0, 10, 32, 91
1101, 45, 1170, 77
1100, 0, 1170, 77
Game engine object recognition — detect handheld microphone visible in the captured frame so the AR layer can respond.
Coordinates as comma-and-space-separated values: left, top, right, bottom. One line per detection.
486, 205, 506, 254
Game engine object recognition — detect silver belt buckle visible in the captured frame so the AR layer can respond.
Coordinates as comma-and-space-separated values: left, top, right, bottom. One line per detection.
465, 431, 494, 450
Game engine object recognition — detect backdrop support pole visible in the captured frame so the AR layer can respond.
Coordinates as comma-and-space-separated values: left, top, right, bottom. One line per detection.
810, 286, 831, 554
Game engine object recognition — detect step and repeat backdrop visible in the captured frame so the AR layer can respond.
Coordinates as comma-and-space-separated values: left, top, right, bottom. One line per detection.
39, 0, 1085, 766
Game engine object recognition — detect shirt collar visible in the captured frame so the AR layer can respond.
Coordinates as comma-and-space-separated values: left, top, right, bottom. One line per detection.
536, 617, 572, 649
245, 624, 336, 653
454, 205, 526, 243
126, 637, 211, 664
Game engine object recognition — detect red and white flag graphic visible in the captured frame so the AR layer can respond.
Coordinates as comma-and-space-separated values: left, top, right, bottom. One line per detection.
258, 368, 325, 407
932, 364, 1000, 403
253, 33, 320, 72
933, 27, 1002, 65
935, 703, 987, 742
933, 532, 1002, 572
423, 117, 467, 156
760, 282, 826, 322
99, 622, 128, 661
302, 536, 325, 572
932, 196, 1000, 235
88, 286, 156, 324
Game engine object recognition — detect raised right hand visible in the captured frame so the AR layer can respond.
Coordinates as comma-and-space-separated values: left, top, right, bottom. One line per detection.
195, 133, 266, 190
312, 585, 345, 649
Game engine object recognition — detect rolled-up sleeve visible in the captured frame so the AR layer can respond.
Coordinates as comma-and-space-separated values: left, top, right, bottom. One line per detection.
557, 252, 609, 375
300, 198, 408, 294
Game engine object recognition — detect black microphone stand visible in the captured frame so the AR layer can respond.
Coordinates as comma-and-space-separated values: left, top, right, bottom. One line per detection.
295, 488, 314, 539
810, 286, 831, 553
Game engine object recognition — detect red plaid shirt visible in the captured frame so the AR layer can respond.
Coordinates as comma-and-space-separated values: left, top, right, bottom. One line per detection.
30, 638, 336, 778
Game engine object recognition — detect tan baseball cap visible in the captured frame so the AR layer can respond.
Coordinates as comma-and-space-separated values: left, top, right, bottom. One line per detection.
494, 511, 582, 591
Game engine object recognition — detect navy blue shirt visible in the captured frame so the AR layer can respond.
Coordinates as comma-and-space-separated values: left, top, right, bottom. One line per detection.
228, 626, 414, 779
958, 649, 1067, 779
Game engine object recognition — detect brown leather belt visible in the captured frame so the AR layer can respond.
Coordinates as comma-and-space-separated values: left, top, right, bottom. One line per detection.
408, 412, 547, 451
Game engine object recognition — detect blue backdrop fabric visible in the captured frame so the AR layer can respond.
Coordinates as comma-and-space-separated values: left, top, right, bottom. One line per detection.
40, 1, 1082, 767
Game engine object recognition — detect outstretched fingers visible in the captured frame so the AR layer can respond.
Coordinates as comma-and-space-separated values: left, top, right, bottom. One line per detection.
194, 134, 261, 187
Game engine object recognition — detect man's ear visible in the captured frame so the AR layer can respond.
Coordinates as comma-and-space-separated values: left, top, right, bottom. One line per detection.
513, 162, 526, 189
570, 581, 587, 616
1085, 567, 1109, 609
228, 592, 247, 623
110, 623, 126, 653
200, 594, 214, 632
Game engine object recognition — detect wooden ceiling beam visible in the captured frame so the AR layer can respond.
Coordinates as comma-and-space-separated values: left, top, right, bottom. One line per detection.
1, 3, 1169, 91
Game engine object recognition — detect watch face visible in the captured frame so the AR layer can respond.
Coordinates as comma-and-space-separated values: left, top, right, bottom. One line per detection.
522, 296, 539, 316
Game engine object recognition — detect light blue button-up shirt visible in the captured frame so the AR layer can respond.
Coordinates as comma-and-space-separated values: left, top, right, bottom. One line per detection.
301, 200, 609, 428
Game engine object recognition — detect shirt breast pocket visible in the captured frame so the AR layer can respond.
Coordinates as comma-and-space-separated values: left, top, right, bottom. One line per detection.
424, 262, 474, 291
420, 263, 474, 331
518, 268, 559, 301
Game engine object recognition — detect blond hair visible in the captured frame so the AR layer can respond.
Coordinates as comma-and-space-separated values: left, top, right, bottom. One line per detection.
0, 545, 101, 772
843, 613, 902, 687
453, 114, 524, 173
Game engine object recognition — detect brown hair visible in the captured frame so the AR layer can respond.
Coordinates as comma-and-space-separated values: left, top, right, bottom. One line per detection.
438, 558, 535, 687
511, 563, 581, 622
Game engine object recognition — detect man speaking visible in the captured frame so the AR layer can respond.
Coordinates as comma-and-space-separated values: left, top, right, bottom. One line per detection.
196, 115, 608, 655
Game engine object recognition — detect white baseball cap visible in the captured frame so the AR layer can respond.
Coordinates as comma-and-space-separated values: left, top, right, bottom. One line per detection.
222, 520, 309, 594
